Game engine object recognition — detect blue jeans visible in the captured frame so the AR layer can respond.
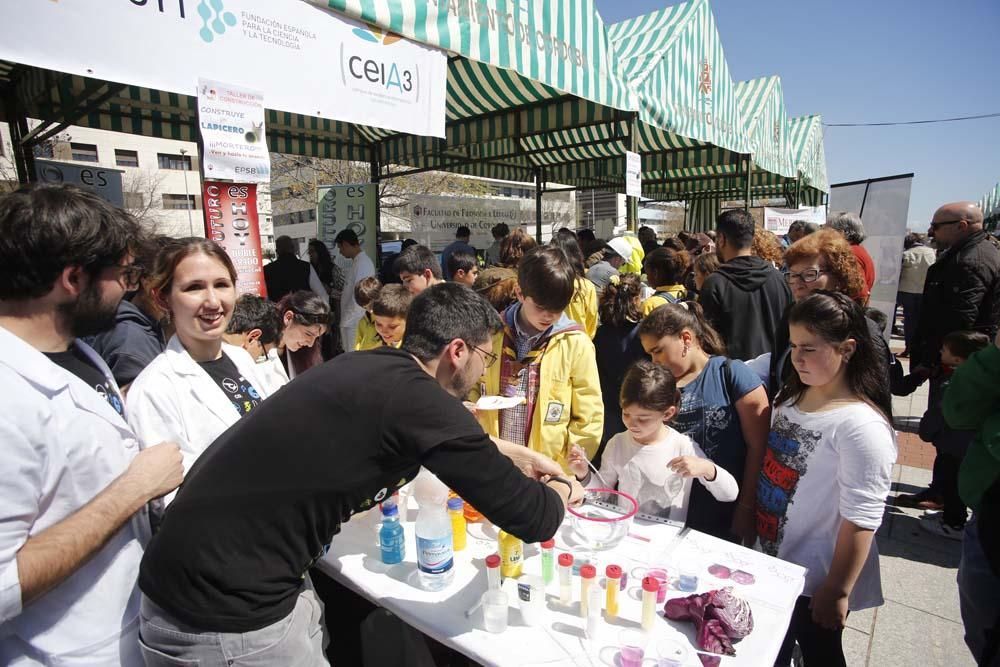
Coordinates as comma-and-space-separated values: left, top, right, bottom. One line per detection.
138, 588, 327, 667
958, 515, 1000, 663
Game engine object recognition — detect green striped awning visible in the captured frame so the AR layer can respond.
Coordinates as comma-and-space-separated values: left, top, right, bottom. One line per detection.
735, 76, 795, 179
609, 0, 750, 157
309, 0, 636, 115
7, 0, 645, 189
788, 114, 828, 193
980, 182, 999, 223
685, 196, 720, 232
5, 0, 830, 211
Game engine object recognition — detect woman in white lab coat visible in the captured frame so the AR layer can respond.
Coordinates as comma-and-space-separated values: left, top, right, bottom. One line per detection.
127, 239, 275, 479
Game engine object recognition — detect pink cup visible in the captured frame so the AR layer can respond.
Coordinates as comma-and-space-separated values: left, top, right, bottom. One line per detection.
647, 568, 669, 604
618, 629, 649, 667
619, 644, 645, 667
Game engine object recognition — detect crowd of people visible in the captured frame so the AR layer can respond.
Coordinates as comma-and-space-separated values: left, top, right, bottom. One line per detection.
1, 183, 999, 667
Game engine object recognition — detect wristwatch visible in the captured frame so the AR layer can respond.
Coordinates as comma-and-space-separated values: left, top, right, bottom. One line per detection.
545, 475, 576, 504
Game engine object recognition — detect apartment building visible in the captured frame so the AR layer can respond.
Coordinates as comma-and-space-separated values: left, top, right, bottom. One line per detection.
0, 123, 275, 255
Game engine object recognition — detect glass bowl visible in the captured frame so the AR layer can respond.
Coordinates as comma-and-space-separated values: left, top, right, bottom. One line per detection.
567, 489, 638, 550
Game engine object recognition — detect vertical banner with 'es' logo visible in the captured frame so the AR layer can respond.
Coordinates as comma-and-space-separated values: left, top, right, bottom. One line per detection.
203, 181, 267, 297
317, 184, 378, 268
198, 78, 270, 183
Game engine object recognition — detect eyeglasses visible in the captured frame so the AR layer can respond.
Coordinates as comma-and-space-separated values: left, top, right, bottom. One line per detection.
929, 219, 963, 231
116, 263, 146, 290
784, 268, 828, 284
471, 344, 498, 368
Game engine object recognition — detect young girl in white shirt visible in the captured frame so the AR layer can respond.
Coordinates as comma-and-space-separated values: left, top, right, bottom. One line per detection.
760, 291, 896, 667
568, 360, 738, 524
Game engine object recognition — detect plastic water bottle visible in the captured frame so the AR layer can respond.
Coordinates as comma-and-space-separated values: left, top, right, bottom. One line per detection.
414, 470, 454, 591
379, 503, 405, 565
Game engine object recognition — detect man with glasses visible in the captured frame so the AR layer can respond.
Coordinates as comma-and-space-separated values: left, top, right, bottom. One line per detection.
0, 185, 183, 666
913, 202, 1000, 370
898, 202, 1000, 515
136, 282, 583, 664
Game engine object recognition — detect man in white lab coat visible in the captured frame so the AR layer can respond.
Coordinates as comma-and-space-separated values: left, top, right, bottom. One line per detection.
0, 185, 183, 666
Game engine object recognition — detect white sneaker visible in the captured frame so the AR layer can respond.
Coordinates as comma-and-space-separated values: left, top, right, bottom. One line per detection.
919, 515, 964, 541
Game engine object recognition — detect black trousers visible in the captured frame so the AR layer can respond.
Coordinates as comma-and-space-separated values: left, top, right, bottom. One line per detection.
774, 596, 847, 667
934, 451, 968, 527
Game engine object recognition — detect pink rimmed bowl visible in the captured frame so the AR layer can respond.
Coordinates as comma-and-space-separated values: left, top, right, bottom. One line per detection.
566, 489, 639, 550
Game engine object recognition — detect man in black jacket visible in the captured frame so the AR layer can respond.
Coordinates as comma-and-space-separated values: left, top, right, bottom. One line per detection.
264, 235, 328, 302
136, 284, 583, 664
913, 202, 1000, 369
899, 202, 1000, 513
699, 209, 792, 360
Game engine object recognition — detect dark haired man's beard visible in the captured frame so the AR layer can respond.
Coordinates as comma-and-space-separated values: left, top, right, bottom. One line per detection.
60, 282, 121, 338
446, 360, 479, 399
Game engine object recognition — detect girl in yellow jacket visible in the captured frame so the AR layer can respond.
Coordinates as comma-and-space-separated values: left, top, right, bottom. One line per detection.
468, 246, 604, 470
552, 233, 598, 337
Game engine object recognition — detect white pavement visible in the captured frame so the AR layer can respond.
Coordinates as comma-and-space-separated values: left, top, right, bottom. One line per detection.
843, 464, 975, 666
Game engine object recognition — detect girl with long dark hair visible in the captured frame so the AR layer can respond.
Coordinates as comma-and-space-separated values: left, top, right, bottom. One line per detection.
763, 291, 895, 667
276, 290, 330, 378
638, 302, 771, 543
307, 239, 335, 291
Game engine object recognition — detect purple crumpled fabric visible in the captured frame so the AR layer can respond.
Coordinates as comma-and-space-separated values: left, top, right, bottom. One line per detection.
664, 587, 754, 666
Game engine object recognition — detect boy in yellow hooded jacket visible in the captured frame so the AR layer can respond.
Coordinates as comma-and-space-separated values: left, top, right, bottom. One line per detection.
469, 246, 604, 470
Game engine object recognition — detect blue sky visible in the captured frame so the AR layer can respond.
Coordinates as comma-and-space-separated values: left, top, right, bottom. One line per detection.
594, 0, 1000, 229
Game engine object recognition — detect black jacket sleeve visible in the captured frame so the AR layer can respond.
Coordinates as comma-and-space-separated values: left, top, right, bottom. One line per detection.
380, 371, 565, 544
421, 436, 565, 544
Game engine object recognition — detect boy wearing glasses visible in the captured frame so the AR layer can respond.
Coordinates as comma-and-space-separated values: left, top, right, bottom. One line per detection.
468, 245, 604, 471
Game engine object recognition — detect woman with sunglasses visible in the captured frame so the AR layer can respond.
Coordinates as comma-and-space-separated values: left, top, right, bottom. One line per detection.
127, 239, 276, 488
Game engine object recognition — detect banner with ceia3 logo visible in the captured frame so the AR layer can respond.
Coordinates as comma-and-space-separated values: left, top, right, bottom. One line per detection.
0, 0, 447, 139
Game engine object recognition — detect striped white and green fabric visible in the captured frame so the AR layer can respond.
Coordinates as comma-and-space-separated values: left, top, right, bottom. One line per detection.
309, 0, 635, 114
609, 0, 749, 156
979, 182, 999, 222
788, 114, 829, 194
603, 0, 782, 202
735, 76, 795, 179
13, 0, 830, 210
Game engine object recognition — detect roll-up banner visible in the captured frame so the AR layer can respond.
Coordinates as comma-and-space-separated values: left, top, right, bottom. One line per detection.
203, 181, 267, 297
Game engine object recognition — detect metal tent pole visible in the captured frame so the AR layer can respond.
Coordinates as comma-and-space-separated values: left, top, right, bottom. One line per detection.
627, 113, 638, 232
744, 155, 753, 211
370, 146, 382, 269
534, 167, 543, 243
